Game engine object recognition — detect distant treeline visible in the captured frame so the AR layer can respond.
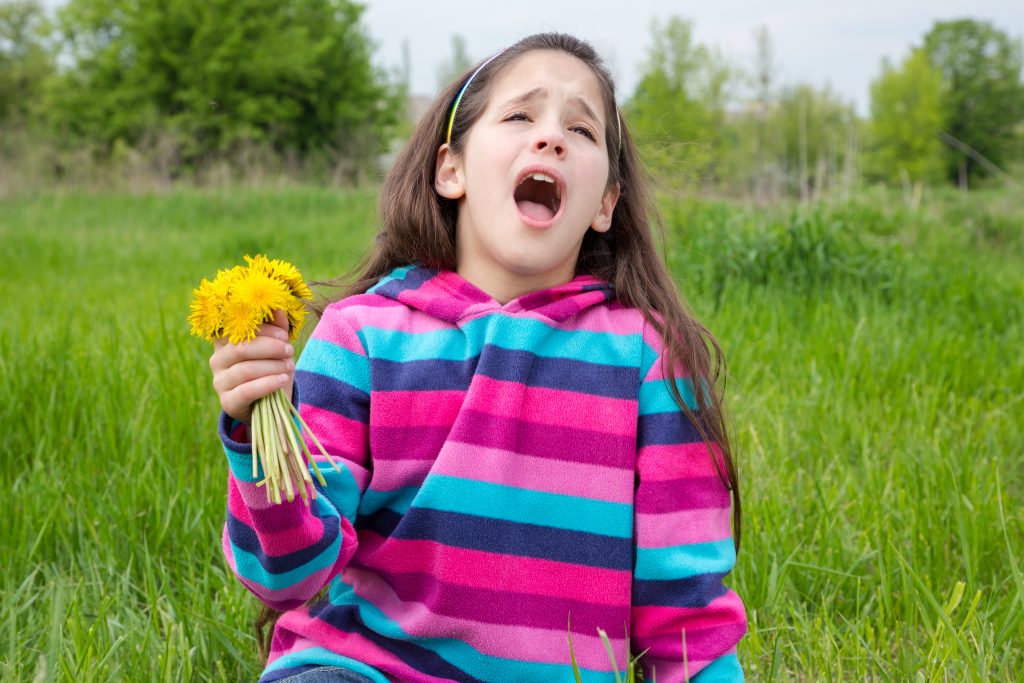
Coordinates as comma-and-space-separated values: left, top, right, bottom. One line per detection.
1, 1, 1022, 194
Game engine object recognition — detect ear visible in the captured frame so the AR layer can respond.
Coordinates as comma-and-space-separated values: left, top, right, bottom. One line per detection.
434, 143, 465, 199
590, 182, 620, 233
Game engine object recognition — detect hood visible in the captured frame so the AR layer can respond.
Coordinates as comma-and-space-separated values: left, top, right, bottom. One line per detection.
368, 265, 616, 324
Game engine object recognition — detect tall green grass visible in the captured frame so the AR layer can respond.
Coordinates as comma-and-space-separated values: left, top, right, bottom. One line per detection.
1, 187, 1021, 681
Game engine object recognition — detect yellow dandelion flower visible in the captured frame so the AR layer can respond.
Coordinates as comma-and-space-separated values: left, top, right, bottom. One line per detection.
268, 258, 313, 300
286, 298, 307, 341
189, 278, 224, 341
221, 297, 262, 345
244, 254, 273, 277
233, 268, 292, 322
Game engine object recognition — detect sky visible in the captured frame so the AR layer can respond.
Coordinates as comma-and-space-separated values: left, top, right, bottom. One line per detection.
359, 0, 1024, 115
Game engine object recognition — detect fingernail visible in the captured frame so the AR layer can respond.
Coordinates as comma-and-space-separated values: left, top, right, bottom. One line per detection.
279, 374, 289, 384
285, 359, 294, 371
285, 345, 294, 356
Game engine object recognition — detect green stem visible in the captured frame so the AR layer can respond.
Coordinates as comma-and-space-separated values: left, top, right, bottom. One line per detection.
284, 399, 341, 473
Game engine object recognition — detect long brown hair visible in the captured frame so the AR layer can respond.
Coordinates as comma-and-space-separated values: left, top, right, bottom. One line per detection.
256, 31, 740, 660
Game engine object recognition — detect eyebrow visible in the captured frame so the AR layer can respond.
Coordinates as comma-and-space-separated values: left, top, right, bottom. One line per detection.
498, 88, 602, 127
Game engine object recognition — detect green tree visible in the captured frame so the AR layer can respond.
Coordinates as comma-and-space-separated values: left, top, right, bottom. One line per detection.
625, 16, 735, 190
45, 0, 401, 176
0, 0, 54, 125
922, 19, 1024, 185
771, 83, 858, 200
864, 48, 945, 186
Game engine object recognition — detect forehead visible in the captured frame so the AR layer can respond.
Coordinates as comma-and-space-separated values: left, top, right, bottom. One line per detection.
488, 51, 606, 121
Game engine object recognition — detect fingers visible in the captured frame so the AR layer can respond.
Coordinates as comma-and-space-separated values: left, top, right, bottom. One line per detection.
209, 334, 293, 373
271, 308, 290, 333
212, 358, 295, 395
221, 373, 294, 423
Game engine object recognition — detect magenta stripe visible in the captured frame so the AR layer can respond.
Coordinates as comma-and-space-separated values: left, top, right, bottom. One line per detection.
635, 476, 732, 513
448, 409, 634, 468
347, 566, 627, 670
361, 565, 626, 630
462, 376, 636, 435
371, 389, 466, 427
637, 442, 724, 480
632, 593, 746, 637
354, 532, 631, 605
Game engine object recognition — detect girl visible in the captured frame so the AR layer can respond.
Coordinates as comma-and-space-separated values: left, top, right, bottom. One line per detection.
209, 33, 746, 683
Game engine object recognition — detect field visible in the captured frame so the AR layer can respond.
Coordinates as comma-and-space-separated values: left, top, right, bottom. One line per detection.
2, 186, 1022, 681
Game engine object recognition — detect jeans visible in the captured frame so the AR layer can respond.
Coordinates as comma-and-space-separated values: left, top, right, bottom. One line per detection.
274, 666, 377, 683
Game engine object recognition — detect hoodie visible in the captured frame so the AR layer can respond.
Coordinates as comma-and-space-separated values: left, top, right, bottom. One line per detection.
219, 265, 746, 683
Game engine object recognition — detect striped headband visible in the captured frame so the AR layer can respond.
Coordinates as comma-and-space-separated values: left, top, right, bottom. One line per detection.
444, 49, 623, 156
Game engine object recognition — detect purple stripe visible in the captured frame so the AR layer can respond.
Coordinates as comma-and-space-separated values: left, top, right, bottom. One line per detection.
635, 476, 732, 512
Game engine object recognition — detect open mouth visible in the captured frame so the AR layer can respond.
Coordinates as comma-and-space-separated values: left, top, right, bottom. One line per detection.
514, 171, 563, 225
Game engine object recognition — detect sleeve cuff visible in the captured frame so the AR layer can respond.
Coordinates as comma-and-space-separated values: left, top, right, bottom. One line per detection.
219, 382, 301, 482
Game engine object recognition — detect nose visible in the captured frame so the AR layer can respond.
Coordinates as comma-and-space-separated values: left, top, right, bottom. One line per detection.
531, 120, 567, 158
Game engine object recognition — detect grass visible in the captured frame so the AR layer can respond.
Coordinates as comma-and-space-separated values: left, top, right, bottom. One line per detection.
1, 185, 1021, 681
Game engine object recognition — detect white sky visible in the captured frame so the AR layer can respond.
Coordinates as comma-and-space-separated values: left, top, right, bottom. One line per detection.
360, 0, 1024, 115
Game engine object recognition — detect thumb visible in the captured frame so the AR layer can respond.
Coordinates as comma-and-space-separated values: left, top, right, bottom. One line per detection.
271, 307, 289, 333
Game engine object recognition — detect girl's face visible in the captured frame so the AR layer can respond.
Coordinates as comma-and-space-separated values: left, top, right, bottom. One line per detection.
434, 50, 619, 303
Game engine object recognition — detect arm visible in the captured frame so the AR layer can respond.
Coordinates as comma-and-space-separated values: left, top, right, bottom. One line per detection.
219, 306, 371, 611
631, 321, 747, 682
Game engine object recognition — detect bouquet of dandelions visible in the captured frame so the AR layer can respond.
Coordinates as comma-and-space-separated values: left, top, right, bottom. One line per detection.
189, 254, 340, 506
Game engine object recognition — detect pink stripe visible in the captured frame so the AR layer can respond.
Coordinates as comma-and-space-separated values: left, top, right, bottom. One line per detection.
371, 390, 465, 427
228, 476, 322, 533
348, 304, 458, 335
632, 593, 746, 638
346, 565, 629, 671
636, 506, 733, 547
553, 302, 645, 335
310, 314, 366, 355
300, 404, 371, 488
434, 441, 635, 503
637, 442, 726, 480
461, 376, 636, 435
355, 532, 630, 606
275, 612, 452, 683
361, 456, 434, 492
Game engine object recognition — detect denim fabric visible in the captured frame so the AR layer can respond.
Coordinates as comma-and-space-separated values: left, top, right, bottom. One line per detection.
274, 666, 377, 683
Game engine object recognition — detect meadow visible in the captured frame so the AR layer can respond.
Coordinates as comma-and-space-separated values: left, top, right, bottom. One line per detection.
1, 185, 1022, 681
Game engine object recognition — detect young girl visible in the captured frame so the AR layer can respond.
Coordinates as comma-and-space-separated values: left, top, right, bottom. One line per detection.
209, 33, 746, 683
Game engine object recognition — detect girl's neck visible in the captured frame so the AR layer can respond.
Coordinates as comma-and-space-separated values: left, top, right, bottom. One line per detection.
455, 262, 574, 305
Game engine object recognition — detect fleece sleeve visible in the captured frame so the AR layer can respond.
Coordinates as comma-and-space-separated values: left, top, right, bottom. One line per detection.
631, 320, 747, 682
219, 305, 372, 611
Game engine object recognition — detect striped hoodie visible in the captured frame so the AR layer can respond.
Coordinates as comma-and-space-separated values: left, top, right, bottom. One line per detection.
219, 265, 747, 683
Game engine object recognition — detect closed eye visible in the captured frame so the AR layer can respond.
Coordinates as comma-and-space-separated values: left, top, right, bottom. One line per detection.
505, 112, 597, 141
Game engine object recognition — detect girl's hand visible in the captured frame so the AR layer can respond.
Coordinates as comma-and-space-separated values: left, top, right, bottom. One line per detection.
209, 308, 295, 425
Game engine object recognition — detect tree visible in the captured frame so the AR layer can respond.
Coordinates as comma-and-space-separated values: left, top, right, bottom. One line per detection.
625, 16, 735, 190
0, 0, 54, 125
922, 19, 1024, 185
864, 48, 945, 186
772, 84, 858, 200
44, 0, 402, 176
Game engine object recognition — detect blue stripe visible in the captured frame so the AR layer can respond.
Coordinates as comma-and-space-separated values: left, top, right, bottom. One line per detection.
639, 377, 698, 414
634, 539, 736, 581
359, 507, 632, 571
366, 265, 431, 298
298, 338, 371, 394
415, 475, 633, 538
638, 411, 703, 447
296, 370, 370, 423
228, 533, 341, 591
359, 316, 637, 366
370, 346, 638, 398
313, 583, 621, 683
227, 506, 341, 575
691, 653, 743, 682
260, 647, 390, 683
632, 573, 729, 608
359, 486, 419, 516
